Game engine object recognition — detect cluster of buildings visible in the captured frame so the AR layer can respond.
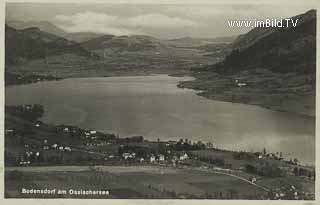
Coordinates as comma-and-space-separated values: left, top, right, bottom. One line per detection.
120, 151, 190, 166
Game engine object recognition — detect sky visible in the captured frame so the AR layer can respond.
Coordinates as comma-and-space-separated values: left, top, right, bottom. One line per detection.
5, 3, 315, 39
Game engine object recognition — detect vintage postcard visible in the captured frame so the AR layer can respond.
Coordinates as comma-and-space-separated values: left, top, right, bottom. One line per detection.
2, 0, 319, 202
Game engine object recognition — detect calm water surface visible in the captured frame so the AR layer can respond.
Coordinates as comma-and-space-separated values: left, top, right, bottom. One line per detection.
5, 75, 315, 165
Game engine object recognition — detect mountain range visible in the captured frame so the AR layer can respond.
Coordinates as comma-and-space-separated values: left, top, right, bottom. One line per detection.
221, 9, 316, 74
5, 25, 95, 65
6, 20, 103, 43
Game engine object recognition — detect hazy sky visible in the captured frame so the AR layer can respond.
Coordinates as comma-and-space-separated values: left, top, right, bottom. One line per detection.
6, 3, 314, 39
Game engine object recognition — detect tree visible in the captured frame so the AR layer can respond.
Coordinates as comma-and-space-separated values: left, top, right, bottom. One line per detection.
293, 167, 299, 176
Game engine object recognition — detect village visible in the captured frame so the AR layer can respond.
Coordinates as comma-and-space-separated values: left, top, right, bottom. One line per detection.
4, 104, 315, 200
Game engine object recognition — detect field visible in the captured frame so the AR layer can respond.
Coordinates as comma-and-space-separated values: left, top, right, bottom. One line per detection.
5, 165, 269, 199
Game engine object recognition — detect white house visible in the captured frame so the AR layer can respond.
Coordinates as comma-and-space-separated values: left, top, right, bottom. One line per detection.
52, 144, 58, 149
158, 154, 165, 161
64, 147, 72, 152
43, 145, 50, 150
251, 177, 257, 183
150, 155, 156, 163
179, 153, 189, 160
5, 129, 14, 133
237, 82, 247, 87
122, 152, 135, 160
90, 130, 97, 134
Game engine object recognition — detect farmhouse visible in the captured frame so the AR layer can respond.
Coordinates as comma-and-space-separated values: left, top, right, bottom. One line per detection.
51, 144, 58, 149
237, 82, 247, 87
158, 154, 165, 161
150, 155, 156, 163
122, 152, 135, 160
179, 153, 189, 160
43, 145, 49, 150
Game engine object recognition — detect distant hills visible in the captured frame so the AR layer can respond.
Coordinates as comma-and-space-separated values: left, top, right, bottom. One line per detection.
7, 20, 67, 38
80, 34, 172, 54
6, 20, 103, 43
5, 25, 95, 65
218, 9, 316, 74
167, 36, 236, 48
5, 19, 233, 75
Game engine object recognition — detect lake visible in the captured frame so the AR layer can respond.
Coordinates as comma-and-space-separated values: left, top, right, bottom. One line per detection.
5, 75, 315, 165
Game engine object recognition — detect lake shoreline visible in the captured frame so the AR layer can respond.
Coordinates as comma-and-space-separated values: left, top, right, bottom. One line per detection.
177, 71, 315, 118
6, 70, 315, 119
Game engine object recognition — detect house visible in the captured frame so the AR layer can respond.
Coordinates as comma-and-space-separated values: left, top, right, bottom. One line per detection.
122, 152, 135, 160
179, 153, 189, 160
90, 130, 97, 134
250, 177, 257, 183
25, 151, 33, 158
150, 155, 156, 163
35, 123, 41, 127
59, 146, 64, 151
158, 154, 165, 161
52, 144, 58, 149
64, 147, 72, 152
123, 153, 130, 160
172, 159, 177, 167
63, 127, 69, 132
140, 158, 145, 163
237, 82, 247, 87
43, 145, 50, 150
234, 79, 247, 87
19, 160, 31, 165
5, 129, 14, 134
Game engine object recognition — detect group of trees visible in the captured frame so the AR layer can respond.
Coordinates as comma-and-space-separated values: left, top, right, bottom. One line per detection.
6, 104, 44, 121
245, 162, 284, 177
170, 139, 206, 151
5, 71, 59, 86
196, 155, 226, 167
293, 167, 315, 179
116, 136, 144, 143
233, 151, 256, 160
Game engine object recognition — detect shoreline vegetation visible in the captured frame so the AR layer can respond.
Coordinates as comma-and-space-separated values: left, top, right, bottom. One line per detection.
5, 71, 62, 86
5, 104, 315, 199
177, 70, 315, 118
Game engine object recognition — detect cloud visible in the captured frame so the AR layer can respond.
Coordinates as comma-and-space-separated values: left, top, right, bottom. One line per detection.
54, 11, 199, 35
127, 14, 198, 28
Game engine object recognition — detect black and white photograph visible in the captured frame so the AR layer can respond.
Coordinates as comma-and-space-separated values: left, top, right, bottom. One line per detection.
3, 1, 317, 200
